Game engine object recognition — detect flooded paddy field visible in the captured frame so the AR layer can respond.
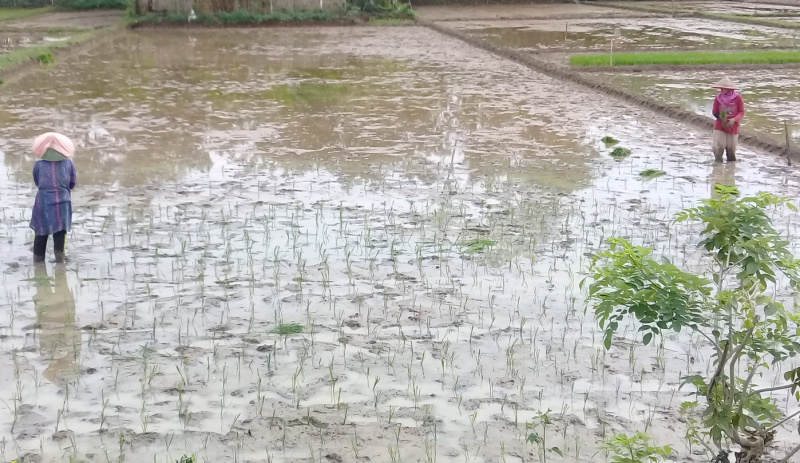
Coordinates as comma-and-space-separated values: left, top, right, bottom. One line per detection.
0, 14, 799, 463
596, 69, 800, 144
604, 0, 800, 15
442, 17, 800, 54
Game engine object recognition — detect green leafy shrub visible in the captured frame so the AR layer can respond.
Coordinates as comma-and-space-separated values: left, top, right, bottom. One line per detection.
57, 0, 126, 9
601, 433, 672, 463
585, 189, 800, 462
36, 52, 55, 64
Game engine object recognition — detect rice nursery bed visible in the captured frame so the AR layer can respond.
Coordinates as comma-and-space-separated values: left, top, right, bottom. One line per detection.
0, 22, 799, 463
571, 49, 800, 66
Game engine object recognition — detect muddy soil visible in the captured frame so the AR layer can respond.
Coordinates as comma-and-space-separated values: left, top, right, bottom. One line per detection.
0, 7, 799, 463
4, 10, 122, 30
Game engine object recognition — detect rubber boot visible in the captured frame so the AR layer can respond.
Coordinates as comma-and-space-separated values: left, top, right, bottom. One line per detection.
34, 253, 45, 263
55, 251, 66, 264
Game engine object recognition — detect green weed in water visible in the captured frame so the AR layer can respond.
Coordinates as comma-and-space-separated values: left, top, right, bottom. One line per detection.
274, 323, 303, 335
639, 169, 665, 179
461, 239, 497, 253
176, 456, 195, 463
287, 68, 345, 80
601, 136, 619, 146
207, 82, 352, 108
267, 82, 352, 106
610, 147, 631, 159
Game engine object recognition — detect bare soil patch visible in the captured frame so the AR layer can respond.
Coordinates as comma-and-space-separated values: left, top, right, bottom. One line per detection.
4, 10, 122, 30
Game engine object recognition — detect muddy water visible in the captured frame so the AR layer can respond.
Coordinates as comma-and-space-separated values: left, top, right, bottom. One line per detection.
1, 26, 800, 463
445, 17, 800, 53
597, 69, 800, 144
0, 29, 595, 189
611, 0, 800, 15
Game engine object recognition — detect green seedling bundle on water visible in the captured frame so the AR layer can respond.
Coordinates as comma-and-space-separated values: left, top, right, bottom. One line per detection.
601, 136, 619, 146
610, 147, 631, 159
639, 169, 665, 179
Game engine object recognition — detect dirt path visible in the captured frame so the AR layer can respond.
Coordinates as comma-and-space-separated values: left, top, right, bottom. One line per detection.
4, 10, 122, 29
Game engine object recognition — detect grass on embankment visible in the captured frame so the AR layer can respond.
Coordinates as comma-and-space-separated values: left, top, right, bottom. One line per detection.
571, 50, 800, 66
0, 7, 52, 21
0, 29, 100, 74
129, 3, 413, 26
57, 0, 127, 9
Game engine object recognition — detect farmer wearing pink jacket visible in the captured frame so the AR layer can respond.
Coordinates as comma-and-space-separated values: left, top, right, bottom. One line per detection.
711, 77, 745, 162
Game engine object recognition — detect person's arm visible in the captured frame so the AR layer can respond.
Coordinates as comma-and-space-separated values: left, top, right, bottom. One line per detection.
33, 162, 39, 187
732, 95, 745, 122
69, 160, 77, 190
712, 98, 721, 119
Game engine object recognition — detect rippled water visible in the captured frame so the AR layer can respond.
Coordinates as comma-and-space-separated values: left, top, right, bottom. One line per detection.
596, 69, 800, 143
445, 17, 800, 52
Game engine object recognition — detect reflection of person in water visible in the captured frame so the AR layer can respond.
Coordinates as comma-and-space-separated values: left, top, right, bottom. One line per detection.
33, 264, 81, 386
710, 161, 737, 198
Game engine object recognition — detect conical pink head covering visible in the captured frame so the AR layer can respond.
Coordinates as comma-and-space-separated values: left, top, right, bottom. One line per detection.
33, 132, 75, 159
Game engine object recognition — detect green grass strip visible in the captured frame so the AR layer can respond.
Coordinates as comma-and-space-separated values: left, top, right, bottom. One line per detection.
571, 50, 800, 67
0, 28, 100, 74
0, 7, 52, 21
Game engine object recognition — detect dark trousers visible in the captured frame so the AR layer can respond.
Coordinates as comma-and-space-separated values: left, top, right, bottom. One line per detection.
33, 231, 66, 257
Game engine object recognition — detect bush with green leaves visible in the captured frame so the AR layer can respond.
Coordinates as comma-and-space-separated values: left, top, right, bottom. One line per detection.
347, 0, 413, 18
600, 432, 672, 463
56, 0, 126, 9
585, 186, 800, 463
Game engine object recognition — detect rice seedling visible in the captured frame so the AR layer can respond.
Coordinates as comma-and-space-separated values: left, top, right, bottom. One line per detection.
639, 169, 666, 179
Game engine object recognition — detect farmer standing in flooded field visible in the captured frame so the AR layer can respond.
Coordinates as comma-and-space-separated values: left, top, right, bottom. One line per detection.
711, 77, 745, 163
30, 132, 77, 263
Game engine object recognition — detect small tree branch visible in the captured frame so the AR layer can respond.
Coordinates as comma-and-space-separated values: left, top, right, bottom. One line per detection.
696, 330, 723, 354
750, 383, 797, 397
738, 357, 763, 421
767, 409, 800, 433
741, 359, 761, 394
778, 442, 800, 463
727, 326, 755, 407
723, 325, 756, 447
